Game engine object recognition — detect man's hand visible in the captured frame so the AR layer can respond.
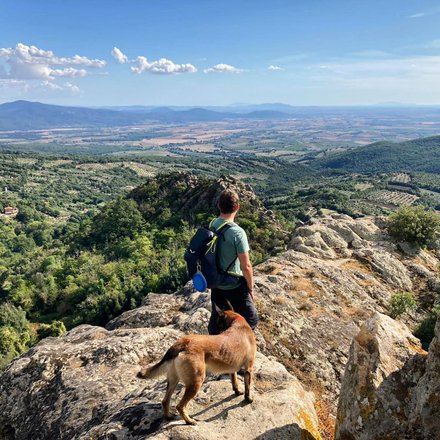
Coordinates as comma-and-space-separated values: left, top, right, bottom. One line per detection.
238, 252, 254, 300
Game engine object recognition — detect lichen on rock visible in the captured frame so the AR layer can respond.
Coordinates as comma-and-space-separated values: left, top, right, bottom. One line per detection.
335, 312, 440, 440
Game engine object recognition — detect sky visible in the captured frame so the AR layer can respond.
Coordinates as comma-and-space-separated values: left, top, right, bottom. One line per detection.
1, 0, 440, 106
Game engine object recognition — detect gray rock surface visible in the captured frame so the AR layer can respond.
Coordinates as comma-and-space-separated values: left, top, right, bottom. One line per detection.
1, 214, 439, 440
0, 320, 321, 440
111, 214, 439, 419
335, 313, 440, 440
256, 214, 436, 407
412, 317, 440, 439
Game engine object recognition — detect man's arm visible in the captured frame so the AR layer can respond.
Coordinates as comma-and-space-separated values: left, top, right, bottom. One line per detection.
238, 252, 254, 300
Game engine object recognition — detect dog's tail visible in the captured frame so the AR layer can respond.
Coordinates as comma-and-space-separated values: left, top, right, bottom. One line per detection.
137, 340, 186, 380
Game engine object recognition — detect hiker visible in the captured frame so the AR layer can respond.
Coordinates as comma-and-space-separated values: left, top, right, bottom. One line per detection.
207, 189, 258, 334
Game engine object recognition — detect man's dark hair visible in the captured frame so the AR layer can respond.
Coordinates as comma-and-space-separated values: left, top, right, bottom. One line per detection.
218, 189, 240, 214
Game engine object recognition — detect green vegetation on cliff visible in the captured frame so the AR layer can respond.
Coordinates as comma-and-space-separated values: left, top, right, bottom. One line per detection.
313, 136, 440, 173
0, 171, 286, 367
388, 205, 440, 246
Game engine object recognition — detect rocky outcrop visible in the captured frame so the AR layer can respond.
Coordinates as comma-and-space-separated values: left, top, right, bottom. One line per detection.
415, 317, 440, 438
89, 214, 439, 426
106, 214, 439, 430
1, 213, 439, 440
335, 313, 440, 440
128, 172, 279, 227
0, 290, 321, 440
253, 214, 437, 408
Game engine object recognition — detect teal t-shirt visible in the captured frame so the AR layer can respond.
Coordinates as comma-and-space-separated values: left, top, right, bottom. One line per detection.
211, 217, 250, 289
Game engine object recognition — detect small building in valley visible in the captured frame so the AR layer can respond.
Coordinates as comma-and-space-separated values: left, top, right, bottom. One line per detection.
4, 206, 18, 216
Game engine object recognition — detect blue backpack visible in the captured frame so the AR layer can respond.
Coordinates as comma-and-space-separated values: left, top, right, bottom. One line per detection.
184, 220, 240, 291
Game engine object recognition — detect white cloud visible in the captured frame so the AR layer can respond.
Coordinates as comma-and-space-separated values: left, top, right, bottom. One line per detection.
267, 64, 283, 71
407, 12, 428, 18
406, 9, 440, 19
55, 54, 105, 68
0, 79, 81, 98
0, 43, 102, 97
63, 82, 81, 94
0, 78, 28, 91
28, 80, 81, 94
40, 80, 63, 91
0, 43, 105, 80
131, 56, 197, 74
111, 47, 128, 64
204, 63, 243, 74
50, 68, 87, 78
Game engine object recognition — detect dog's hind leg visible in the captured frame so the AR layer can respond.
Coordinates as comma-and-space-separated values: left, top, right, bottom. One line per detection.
176, 359, 205, 425
244, 369, 253, 403
230, 373, 243, 396
176, 380, 203, 425
162, 371, 179, 420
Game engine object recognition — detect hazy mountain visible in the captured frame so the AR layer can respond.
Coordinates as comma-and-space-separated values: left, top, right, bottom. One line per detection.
0, 100, 291, 130
0, 100, 147, 130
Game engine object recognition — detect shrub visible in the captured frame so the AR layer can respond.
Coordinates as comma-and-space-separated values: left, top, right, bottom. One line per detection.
0, 303, 29, 333
414, 305, 440, 350
0, 303, 35, 369
37, 320, 66, 339
389, 292, 417, 318
388, 205, 440, 247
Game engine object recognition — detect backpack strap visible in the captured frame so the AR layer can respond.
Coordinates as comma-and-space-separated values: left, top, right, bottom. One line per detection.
209, 220, 238, 274
224, 254, 238, 273
209, 218, 232, 236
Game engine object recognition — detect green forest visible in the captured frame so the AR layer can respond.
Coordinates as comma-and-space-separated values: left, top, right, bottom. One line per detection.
1, 137, 440, 368
0, 165, 287, 368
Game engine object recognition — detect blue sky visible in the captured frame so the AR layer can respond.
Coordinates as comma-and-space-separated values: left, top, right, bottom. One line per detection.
1, 0, 440, 106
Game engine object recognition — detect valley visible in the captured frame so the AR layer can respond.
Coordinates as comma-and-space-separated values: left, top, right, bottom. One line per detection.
1, 102, 440, 439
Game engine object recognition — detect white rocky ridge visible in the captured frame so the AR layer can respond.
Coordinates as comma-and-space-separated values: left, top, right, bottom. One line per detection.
0, 214, 439, 439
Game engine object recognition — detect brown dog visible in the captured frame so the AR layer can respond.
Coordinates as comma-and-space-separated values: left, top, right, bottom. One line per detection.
137, 305, 257, 425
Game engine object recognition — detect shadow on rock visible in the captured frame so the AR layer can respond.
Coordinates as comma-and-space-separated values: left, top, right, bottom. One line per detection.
109, 402, 164, 437
253, 423, 319, 440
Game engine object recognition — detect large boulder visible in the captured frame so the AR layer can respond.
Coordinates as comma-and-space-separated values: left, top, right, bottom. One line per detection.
335, 313, 440, 440
411, 317, 440, 438
259, 214, 437, 412
0, 324, 321, 440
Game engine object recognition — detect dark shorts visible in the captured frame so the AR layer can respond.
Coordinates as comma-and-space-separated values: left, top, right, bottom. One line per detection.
208, 279, 259, 335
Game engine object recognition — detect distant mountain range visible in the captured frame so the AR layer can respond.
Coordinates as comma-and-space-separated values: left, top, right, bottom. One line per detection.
0, 100, 291, 131
100, 102, 303, 113
2, 100, 440, 131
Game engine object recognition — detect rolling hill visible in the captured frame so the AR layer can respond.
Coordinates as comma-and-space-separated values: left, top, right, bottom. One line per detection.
313, 135, 440, 174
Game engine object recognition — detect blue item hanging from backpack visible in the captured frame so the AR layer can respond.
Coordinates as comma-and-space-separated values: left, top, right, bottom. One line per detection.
192, 271, 208, 292
184, 220, 241, 291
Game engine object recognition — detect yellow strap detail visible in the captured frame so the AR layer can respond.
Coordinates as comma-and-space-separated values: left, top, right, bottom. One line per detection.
209, 218, 233, 231
205, 236, 217, 254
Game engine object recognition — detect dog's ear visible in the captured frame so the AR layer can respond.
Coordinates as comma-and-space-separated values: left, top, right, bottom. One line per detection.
214, 303, 225, 317
225, 300, 234, 312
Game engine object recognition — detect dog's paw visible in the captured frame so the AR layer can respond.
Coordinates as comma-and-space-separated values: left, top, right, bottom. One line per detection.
234, 389, 244, 396
185, 417, 197, 425
244, 395, 253, 404
164, 412, 178, 421
136, 369, 146, 379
